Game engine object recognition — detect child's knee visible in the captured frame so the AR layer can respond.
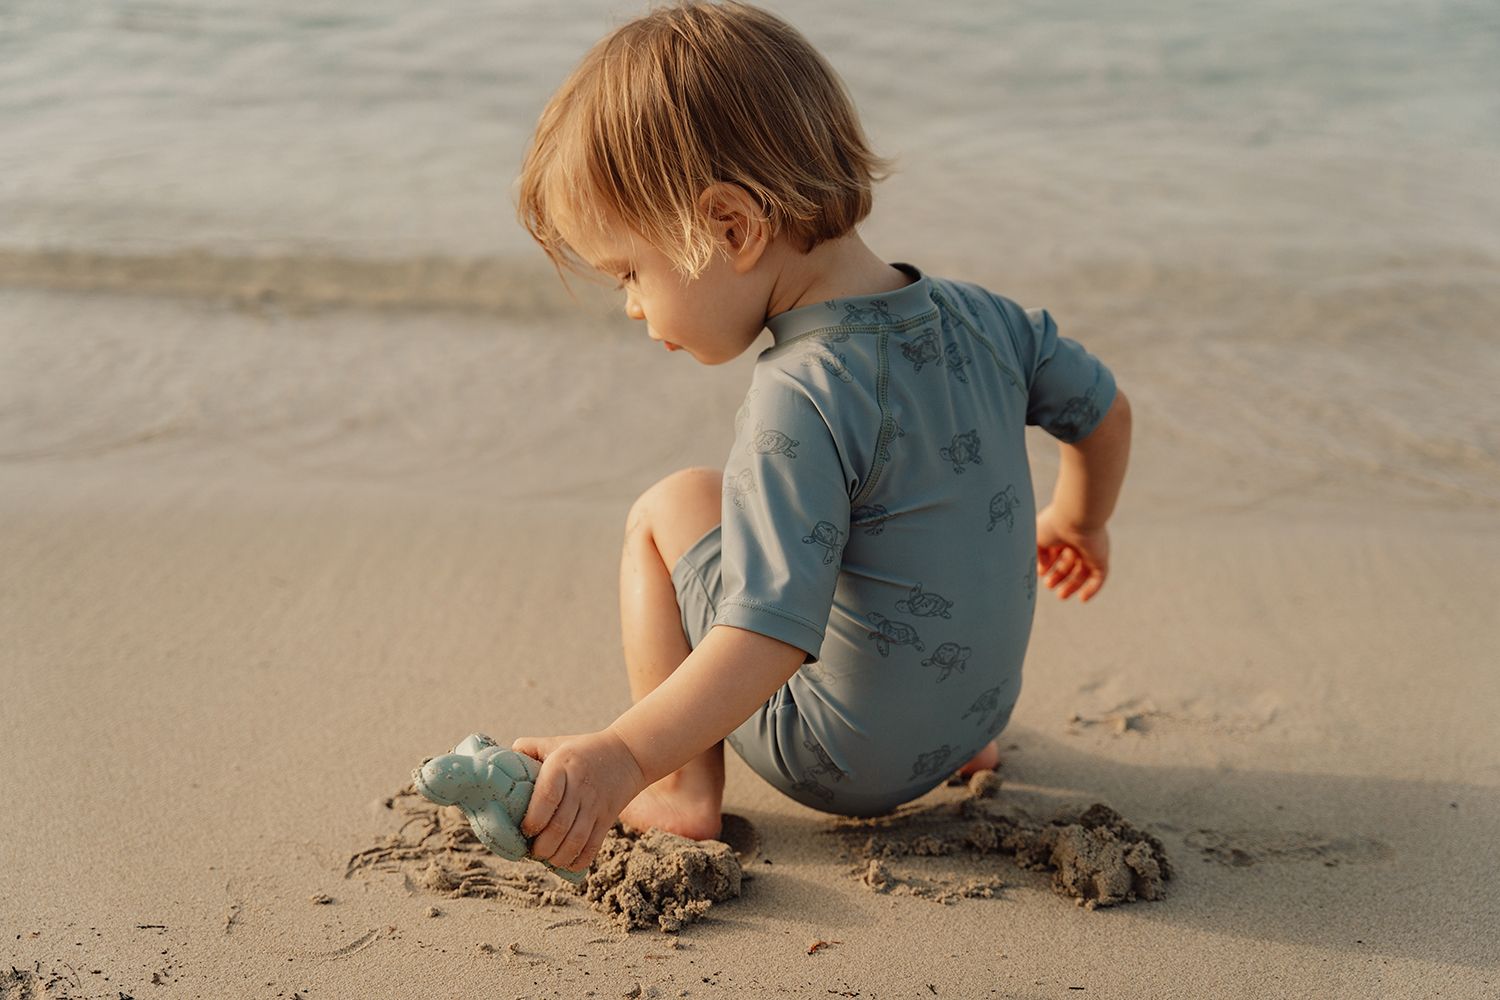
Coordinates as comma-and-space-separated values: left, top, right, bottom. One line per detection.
630, 467, 720, 527
627, 467, 722, 564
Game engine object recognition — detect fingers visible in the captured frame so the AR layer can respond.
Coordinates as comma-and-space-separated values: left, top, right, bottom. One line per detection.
512, 735, 564, 761
1055, 558, 1093, 599
1036, 543, 1062, 575
550, 808, 596, 870
536, 815, 611, 871
523, 749, 601, 867
1044, 547, 1076, 590
1077, 569, 1107, 602
531, 791, 582, 863
1042, 545, 1108, 601
574, 819, 613, 870
528, 781, 611, 870
521, 759, 566, 838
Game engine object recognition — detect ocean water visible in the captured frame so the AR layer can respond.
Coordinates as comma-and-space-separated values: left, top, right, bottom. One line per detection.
2, 0, 1498, 509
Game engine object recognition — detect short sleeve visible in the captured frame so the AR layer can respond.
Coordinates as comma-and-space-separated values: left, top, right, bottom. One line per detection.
717, 373, 852, 661
1021, 308, 1117, 443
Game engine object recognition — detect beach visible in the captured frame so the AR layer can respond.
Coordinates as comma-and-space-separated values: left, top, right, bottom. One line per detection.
4, 1, 1499, 996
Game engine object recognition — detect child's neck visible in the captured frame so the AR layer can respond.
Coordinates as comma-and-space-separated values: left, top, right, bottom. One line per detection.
767, 232, 912, 319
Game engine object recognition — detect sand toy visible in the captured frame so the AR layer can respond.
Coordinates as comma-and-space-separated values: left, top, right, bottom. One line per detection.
412, 733, 587, 884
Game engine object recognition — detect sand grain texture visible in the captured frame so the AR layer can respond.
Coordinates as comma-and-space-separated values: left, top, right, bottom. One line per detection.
580, 828, 744, 933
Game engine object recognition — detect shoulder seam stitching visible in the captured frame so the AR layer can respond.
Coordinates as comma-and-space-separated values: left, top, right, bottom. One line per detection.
931, 286, 1026, 394
850, 331, 892, 510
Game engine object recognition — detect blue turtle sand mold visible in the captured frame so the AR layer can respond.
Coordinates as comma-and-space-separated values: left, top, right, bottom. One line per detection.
412, 732, 587, 884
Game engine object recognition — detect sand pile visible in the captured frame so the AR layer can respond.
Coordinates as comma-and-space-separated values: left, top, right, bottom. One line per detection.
580, 827, 743, 933
838, 777, 1172, 909
347, 786, 742, 932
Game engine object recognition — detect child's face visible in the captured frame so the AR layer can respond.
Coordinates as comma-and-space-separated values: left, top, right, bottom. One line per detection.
563, 211, 771, 366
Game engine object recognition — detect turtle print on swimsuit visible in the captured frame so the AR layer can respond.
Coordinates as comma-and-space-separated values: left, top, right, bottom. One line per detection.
987, 484, 1020, 533
723, 468, 755, 510
1052, 391, 1102, 441
864, 612, 924, 657
900, 328, 941, 372
894, 582, 954, 619
789, 777, 834, 804
951, 282, 988, 321
944, 341, 972, 383
749, 423, 799, 458
921, 641, 971, 682
908, 744, 955, 781
1024, 563, 1037, 600
940, 429, 983, 474
799, 344, 854, 383
850, 503, 891, 535
963, 685, 1004, 724
803, 736, 849, 783
836, 299, 900, 326
801, 520, 845, 564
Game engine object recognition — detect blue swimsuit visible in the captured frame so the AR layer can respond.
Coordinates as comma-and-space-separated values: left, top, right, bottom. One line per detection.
670, 264, 1117, 815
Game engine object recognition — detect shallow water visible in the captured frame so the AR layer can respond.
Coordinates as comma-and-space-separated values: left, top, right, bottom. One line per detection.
2, 0, 1498, 508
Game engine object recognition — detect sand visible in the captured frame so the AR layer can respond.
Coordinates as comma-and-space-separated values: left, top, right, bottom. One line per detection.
838, 792, 1171, 910
346, 768, 1157, 932
3, 250, 1499, 996
343, 785, 742, 933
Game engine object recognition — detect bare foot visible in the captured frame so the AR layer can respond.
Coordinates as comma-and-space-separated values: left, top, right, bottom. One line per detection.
618, 751, 724, 842
957, 740, 1001, 778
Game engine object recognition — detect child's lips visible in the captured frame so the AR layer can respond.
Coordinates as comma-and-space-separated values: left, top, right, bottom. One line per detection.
664, 341, 680, 351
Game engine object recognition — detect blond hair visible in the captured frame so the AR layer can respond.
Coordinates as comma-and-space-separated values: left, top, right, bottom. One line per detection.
517, 1, 889, 279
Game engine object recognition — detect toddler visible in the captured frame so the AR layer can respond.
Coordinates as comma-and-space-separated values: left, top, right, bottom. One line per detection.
508, 1, 1132, 872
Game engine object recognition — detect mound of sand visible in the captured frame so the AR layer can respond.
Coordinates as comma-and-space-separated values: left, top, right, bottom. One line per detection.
839, 786, 1172, 909
348, 786, 742, 932
581, 827, 743, 933
1006, 803, 1173, 908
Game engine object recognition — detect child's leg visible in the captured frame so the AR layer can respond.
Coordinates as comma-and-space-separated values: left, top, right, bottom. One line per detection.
615, 467, 726, 840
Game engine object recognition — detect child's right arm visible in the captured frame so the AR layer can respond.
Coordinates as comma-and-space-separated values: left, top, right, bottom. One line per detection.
1036, 389, 1132, 601
512, 626, 806, 870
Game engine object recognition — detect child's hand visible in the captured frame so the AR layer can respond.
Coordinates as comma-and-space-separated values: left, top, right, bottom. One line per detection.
1035, 504, 1110, 602
511, 728, 647, 871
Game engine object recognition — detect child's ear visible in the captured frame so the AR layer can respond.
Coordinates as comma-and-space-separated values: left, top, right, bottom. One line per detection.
698, 183, 770, 274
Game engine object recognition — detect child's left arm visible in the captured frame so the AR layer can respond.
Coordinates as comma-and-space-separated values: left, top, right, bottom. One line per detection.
512, 625, 805, 870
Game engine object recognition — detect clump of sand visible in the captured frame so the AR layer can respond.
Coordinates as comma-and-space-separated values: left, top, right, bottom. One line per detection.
1007, 804, 1173, 908
581, 827, 743, 933
838, 793, 1171, 910
348, 786, 742, 932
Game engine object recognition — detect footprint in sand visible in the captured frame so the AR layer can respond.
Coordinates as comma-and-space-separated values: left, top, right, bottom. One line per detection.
1184, 828, 1391, 867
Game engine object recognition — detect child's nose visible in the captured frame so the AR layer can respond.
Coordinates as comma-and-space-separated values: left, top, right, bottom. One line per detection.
624, 293, 645, 322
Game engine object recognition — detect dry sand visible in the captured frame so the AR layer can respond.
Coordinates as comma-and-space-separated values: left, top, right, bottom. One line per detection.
3, 274, 1499, 999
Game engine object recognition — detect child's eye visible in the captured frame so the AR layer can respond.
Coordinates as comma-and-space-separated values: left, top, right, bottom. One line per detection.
616, 271, 636, 289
